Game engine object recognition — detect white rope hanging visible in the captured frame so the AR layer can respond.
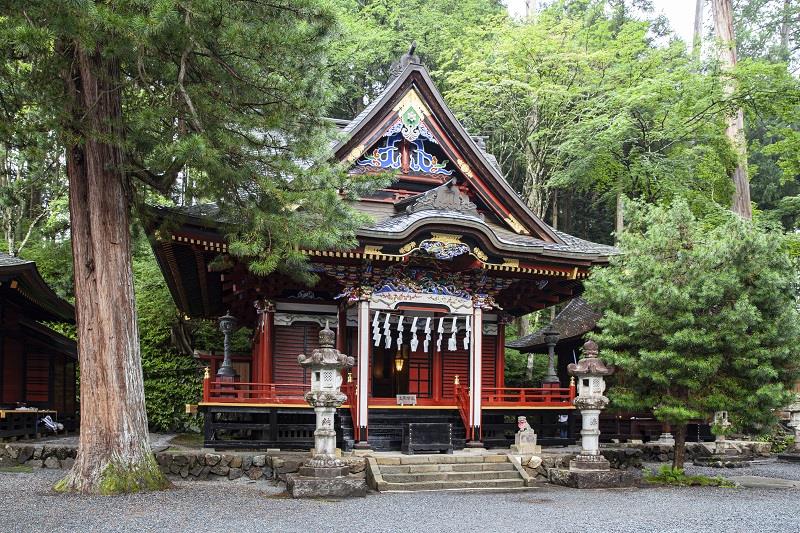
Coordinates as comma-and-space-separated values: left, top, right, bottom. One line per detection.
410, 316, 419, 352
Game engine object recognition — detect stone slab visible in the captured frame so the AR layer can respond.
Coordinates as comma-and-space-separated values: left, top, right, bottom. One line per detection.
727, 476, 800, 489
777, 453, 800, 463
548, 468, 641, 489
286, 475, 367, 499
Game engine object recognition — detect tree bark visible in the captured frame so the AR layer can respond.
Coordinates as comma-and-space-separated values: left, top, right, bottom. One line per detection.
55, 41, 168, 494
712, 0, 752, 219
693, 0, 704, 57
614, 191, 624, 241
672, 424, 688, 470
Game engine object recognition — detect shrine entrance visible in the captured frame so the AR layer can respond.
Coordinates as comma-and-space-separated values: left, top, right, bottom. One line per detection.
371, 341, 433, 399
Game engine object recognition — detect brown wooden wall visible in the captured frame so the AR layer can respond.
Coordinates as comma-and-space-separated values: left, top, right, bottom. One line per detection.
272, 323, 320, 384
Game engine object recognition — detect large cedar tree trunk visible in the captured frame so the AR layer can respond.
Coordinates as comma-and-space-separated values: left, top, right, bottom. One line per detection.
672, 424, 688, 470
55, 42, 168, 494
712, 0, 752, 219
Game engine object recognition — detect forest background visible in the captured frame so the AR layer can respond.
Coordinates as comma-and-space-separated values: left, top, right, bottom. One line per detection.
2, 0, 799, 432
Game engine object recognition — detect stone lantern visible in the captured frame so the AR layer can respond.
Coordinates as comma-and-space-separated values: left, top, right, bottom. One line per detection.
542, 323, 560, 385
287, 322, 366, 498
216, 311, 238, 381
786, 396, 800, 454
566, 340, 614, 472
549, 340, 639, 488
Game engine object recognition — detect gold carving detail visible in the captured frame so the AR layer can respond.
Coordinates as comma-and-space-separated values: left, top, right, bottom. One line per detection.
392, 89, 430, 119
399, 241, 417, 254
429, 232, 462, 245
472, 247, 488, 262
364, 245, 384, 255
504, 215, 529, 235
501, 258, 520, 269
346, 144, 366, 163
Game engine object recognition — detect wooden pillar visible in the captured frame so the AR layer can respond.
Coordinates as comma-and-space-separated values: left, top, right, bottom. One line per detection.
355, 298, 371, 448
255, 300, 275, 384
336, 302, 347, 354
467, 307, 483, 445
495, 321, 505, 389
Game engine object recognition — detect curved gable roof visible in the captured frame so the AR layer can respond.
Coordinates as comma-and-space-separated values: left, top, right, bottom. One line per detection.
332, 59, 561, 244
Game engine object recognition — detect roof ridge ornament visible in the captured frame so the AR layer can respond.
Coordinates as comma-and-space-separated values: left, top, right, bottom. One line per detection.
405, 179, 481, 218
388, 41, 421, 81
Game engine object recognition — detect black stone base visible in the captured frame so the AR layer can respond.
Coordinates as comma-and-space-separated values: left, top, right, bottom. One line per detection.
286, 474, 368, 499
777, 452, 800, 463
548, 468, 641, 489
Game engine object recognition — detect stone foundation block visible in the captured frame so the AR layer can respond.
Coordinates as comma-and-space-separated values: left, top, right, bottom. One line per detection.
286, 475, 367, 499
548, 468, 641, 489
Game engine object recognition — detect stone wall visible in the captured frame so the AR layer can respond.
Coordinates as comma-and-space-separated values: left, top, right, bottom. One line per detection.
0, 444, 366, 483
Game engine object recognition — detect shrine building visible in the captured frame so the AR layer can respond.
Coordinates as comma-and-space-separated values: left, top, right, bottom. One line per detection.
149, 51, 616, 451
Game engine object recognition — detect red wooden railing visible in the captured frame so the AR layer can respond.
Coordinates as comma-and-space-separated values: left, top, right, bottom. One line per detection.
453, 379, 471, 441
204, 380, 309, 404
342, 380, 359, 442
482, 383, 576, 407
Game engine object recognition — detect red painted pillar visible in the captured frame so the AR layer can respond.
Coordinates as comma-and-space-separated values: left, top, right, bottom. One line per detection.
495, 321, 505, 389
262, 301, 275, 384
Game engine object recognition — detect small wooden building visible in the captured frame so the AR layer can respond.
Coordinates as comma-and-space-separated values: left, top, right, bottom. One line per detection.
149, 52, 616, 450
0, 253, 77, 438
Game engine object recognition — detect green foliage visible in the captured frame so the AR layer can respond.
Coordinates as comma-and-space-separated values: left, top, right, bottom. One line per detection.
756, 432, 796, 453
443, 2, 738, 225
643, 465, 735, 488
584, 201, 800, 436
133, 243, 205, 432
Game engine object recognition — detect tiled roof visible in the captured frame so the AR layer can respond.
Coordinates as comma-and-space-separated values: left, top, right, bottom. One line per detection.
362, 209, 617, 259
506, 297, 601, 351
0, 252, 32, 267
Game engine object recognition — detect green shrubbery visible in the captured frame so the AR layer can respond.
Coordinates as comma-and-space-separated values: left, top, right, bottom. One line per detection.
643, 465, 735, 488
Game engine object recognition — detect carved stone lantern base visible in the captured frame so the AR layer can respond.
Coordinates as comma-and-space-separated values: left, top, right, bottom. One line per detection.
569, 453, 611, 472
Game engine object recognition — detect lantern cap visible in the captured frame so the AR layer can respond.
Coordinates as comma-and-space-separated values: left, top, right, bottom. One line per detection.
567, 340, 614, 377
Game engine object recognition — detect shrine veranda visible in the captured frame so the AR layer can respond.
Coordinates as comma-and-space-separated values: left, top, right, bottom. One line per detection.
148, 52, 617, 451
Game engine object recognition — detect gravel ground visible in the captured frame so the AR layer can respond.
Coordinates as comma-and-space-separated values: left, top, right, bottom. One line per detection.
2, 462, 799, 533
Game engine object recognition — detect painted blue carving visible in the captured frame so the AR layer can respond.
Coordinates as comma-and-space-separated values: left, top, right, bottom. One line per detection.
356, 119, 452, 175
409, 138, 453, 175
356, 132, 402, 170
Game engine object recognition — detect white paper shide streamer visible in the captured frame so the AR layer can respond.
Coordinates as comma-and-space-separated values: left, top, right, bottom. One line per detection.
448, 317, 458, 351
373, 311, 382, 347
464, 315, 471, 350
423, 317, 432, 352
383, 312, 392, 349
410, 317, 419, 352
436, 317, 444, 352
396, 316, 405, 348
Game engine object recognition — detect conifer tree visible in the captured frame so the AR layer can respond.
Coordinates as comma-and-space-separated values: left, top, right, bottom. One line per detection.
584, 201, 800, 468
0, 0, 374, 494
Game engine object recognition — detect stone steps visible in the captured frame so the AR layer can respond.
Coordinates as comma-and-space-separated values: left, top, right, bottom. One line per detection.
382, 470, 522, 483
379, 462, 517, 474
368, 454, 534, 492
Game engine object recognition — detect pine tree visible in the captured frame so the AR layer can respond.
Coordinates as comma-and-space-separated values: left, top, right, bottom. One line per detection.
584, 201, 800, 468
0, 0, 371, 494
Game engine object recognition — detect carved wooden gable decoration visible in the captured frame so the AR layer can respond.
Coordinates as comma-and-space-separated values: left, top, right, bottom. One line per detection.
334, 57, 561, 244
